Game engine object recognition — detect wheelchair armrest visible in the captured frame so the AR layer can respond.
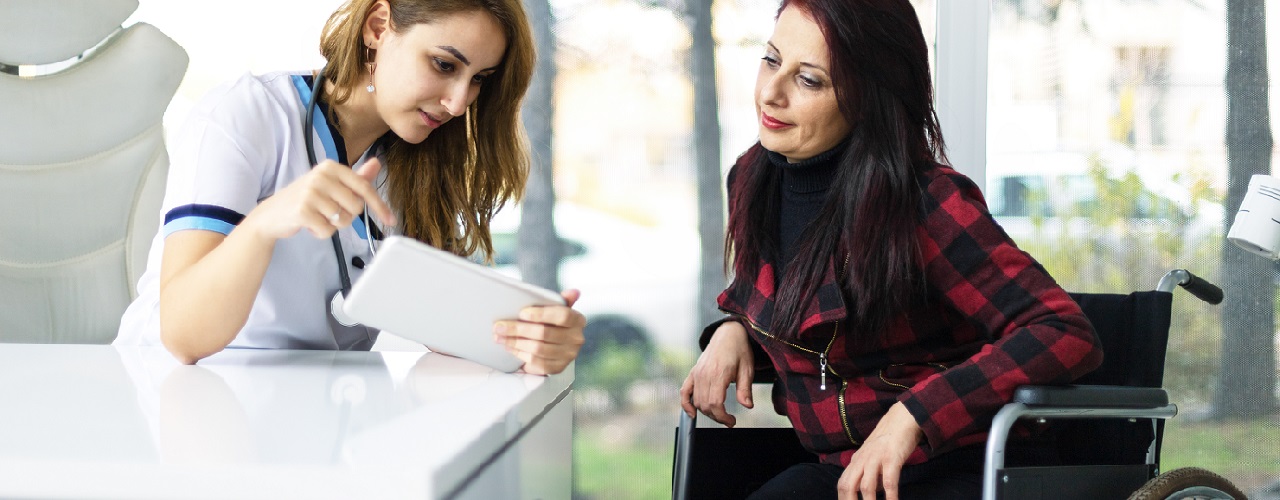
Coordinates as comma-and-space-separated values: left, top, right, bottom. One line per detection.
983, 386, 1177, 500
1013, 385, 1168, 409
673, 410, 695, 500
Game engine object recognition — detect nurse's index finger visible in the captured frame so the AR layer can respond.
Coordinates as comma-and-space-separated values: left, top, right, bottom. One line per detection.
336, 165, 395, 226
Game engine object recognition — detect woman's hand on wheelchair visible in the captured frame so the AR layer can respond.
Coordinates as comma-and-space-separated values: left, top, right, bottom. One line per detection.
680, 320, 754, 428
838, 402, 923, 500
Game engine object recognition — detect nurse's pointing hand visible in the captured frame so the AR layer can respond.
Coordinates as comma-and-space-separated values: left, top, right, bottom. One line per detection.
243, 158, 396, 243
494, 289, 586, 375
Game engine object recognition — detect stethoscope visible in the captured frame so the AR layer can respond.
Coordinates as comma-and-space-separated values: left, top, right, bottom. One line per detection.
302, 70, 382, 329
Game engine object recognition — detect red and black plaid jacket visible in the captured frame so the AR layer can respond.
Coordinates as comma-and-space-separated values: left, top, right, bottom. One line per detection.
703, 154, 1103, 468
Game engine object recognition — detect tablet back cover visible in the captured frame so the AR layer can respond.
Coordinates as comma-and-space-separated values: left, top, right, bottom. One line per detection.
342, 237, 564, 372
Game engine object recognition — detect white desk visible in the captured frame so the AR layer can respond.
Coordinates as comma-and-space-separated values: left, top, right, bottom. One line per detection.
0, 344, 573, 499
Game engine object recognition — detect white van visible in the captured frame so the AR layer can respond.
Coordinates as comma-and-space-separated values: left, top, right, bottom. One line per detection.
984, 150, 1222, 248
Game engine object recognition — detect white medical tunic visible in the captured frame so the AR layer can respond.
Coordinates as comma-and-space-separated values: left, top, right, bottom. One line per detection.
116, 71, 388, 350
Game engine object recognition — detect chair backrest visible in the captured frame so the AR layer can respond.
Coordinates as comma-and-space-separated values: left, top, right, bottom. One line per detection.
1069, 291, 1174, 388
0, 0, 188, 343
1050, 291, 1175, 466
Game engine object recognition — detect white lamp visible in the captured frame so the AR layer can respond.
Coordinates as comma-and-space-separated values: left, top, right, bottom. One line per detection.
1227, 174, 1280, 259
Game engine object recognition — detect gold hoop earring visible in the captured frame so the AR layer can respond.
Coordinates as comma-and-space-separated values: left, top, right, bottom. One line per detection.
366, 46, 376, 93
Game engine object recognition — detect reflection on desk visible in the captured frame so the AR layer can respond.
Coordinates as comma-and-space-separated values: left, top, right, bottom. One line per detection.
0, 344, 572, 499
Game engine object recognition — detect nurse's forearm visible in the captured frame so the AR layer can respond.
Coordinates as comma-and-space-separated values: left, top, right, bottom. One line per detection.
158, 225, 275, 364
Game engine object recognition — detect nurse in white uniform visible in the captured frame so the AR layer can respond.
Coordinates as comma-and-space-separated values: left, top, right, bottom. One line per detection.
116, 0, 585, 375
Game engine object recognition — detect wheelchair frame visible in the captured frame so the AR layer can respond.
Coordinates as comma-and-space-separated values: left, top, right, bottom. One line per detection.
981, 269, 1223, 499
673, 269, 1229, 500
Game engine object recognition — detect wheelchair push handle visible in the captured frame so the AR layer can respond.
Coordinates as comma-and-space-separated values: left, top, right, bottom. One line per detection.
1157, 269, 1223, 305
1182, 274, 1224, 304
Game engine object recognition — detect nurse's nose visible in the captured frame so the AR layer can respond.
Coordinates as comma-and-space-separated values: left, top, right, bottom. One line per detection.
441, 80, 470, 118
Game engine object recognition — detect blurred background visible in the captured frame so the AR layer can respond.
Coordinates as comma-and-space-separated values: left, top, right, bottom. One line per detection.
126, 0, 1279, 497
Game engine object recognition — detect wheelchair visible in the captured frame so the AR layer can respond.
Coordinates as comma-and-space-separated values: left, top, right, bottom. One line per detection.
672, 269, 1247, 500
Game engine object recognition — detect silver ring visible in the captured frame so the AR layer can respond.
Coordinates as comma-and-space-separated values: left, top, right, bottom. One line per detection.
328, 212, 341, 225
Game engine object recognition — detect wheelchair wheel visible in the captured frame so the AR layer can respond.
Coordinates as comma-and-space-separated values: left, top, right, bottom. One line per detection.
1127, 467, 1246, 500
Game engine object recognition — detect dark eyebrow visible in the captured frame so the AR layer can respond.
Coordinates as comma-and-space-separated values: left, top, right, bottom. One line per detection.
800, 62, 829, 75
438, 46, 471, 66
765, 41, 830, 76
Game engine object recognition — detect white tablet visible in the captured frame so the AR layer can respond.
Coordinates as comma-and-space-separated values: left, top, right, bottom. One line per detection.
341, 236, 565, 372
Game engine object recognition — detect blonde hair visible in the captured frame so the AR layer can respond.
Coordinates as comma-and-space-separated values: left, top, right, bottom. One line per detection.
319, 0, 534, 259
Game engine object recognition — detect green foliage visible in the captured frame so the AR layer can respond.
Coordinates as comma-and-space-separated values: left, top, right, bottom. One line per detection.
1008, 159, 1224, 405
575, 340, 651, 408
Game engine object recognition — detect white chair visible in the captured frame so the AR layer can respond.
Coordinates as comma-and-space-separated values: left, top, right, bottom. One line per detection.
0, 0, 187, 343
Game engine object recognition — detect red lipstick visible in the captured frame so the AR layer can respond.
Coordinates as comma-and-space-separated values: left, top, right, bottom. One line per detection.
761, 112, 792, 130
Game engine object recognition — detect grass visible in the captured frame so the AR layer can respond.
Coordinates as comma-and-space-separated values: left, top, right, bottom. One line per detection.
569, 411, 1280, 498
1161, 416, 1280, 491
574, 425, 672, 500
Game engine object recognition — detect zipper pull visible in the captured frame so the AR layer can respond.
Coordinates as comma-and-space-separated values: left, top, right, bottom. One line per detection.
819, 352, 828, 391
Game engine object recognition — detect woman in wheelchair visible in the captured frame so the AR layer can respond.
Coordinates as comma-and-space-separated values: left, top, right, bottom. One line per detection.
678, 1, 1104, 498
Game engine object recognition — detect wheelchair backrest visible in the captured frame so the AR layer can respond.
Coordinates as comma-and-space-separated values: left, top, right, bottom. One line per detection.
1045, 291, 1175, 467
1069, 291, 1174, 388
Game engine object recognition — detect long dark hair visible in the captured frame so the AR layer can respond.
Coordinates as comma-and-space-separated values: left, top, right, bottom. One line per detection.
725, 0, 946, 342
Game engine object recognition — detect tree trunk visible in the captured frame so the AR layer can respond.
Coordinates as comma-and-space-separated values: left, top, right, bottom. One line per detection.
1216, 0, 1276, 419
518, 0, 562, 292
686, 0, 727, 337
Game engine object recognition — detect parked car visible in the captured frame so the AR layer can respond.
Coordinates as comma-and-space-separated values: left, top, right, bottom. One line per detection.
486, 202, 702, 364
985, 151, 1222, 248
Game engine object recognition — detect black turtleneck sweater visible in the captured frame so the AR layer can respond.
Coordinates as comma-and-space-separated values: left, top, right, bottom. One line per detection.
769, 146, 841, 270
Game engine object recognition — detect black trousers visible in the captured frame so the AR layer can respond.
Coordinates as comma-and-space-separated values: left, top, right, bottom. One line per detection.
746, 445, 985, 500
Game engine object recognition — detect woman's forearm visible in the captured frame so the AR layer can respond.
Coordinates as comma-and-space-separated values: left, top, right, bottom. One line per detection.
158, 218, 276, 364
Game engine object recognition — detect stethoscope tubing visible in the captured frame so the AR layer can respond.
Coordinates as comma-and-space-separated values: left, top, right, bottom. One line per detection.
304, 70, 379, 297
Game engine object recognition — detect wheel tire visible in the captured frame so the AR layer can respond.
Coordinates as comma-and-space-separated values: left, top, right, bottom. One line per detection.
1127, 467, 1247, 500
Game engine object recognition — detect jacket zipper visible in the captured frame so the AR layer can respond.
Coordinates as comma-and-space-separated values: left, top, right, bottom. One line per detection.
725, 312, 820, 354
718, 253, 851, 388
722, 311, 840, 386
733, 312, 854, 443
720, 253, 857, 442
818, 321, 837, 390
878, 362, 951, 390
838, 378, 857, 445
825, 319, 856, 445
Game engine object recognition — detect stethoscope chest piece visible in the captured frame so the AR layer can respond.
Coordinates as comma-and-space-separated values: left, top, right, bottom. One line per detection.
330, 291, 358, 327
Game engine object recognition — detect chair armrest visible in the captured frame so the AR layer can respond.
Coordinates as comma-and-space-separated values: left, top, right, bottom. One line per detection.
673, 410, 695, 500
1013, 384, 1168, 409
983, 386, 1177, 500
